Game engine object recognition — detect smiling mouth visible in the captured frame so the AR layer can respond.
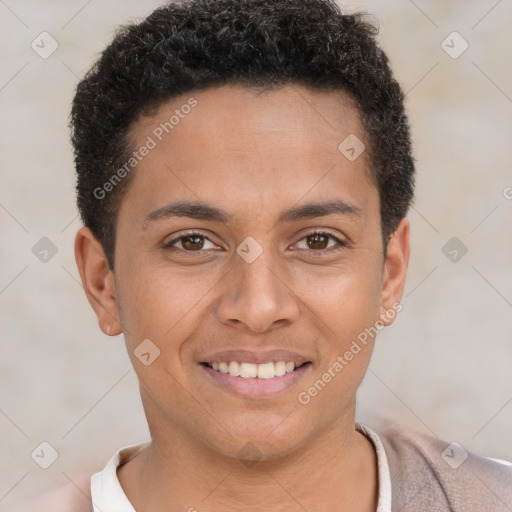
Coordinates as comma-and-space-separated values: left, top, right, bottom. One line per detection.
200, 361, 311, 379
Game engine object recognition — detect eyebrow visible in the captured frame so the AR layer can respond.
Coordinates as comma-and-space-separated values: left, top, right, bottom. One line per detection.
142, 199, 361, 229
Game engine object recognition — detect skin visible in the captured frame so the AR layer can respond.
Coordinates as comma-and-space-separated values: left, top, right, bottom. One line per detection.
75, 84, 410, 511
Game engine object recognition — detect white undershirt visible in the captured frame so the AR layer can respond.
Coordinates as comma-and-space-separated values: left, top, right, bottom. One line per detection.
90, 423, 392, 512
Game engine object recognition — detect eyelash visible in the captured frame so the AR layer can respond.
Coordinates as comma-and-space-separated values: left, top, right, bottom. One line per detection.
163, 230, 347, 255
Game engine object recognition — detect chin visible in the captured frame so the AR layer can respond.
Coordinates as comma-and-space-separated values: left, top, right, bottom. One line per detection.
210, 412, 311, 464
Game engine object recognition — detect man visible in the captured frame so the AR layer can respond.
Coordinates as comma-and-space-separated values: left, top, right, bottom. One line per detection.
24, 0, 512, 510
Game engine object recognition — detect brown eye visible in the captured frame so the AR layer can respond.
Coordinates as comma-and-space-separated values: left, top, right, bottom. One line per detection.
295, 231, 346, 252
164, 232, 217, 252
307, 233, 330, 250
181, 234, 205, 250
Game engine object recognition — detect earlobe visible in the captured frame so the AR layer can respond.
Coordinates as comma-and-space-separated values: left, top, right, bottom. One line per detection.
379, 218, 410, 326
74, 226, 123, 336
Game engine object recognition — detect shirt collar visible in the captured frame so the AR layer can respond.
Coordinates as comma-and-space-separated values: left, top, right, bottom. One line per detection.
91, 424, 391, 511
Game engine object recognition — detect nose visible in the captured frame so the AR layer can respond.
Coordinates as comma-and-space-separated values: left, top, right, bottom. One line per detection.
214, 244, 300, 333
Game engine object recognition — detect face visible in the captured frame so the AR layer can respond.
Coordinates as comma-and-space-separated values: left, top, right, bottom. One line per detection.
75, 84, 409, 461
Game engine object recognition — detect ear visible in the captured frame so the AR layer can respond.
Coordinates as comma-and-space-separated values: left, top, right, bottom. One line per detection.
74, 226, 123, 336
379, 218, 410, 326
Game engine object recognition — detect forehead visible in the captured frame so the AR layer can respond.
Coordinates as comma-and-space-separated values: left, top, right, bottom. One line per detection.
133, 83, 365, 157
121, 84, 376, 226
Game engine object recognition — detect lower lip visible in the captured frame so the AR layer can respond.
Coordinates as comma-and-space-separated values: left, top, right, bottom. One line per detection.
199, 363, 312, 398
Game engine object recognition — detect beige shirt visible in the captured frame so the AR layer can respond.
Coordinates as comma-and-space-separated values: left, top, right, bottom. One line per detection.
7, 422, 512, 511
88, 424, 391, 511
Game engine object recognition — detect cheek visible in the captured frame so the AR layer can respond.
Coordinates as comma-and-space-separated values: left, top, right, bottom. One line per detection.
116, 264, 222, 353
296, 258, 383, 340
294, 268, 382, 419
116, 268, 217, 415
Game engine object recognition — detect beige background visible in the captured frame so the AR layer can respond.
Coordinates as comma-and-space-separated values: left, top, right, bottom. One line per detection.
1, 0, 511, 505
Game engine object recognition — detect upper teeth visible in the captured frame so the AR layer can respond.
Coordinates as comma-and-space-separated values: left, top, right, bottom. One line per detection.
210, 361, 296, 379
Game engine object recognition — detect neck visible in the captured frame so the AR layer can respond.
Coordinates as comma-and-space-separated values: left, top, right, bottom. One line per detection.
118, 400, 378, 512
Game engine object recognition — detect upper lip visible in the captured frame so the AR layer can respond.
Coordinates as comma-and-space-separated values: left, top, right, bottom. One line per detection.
200, 349, 311, 365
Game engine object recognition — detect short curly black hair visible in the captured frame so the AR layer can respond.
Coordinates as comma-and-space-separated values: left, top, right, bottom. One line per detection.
70, 0, 415, 270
